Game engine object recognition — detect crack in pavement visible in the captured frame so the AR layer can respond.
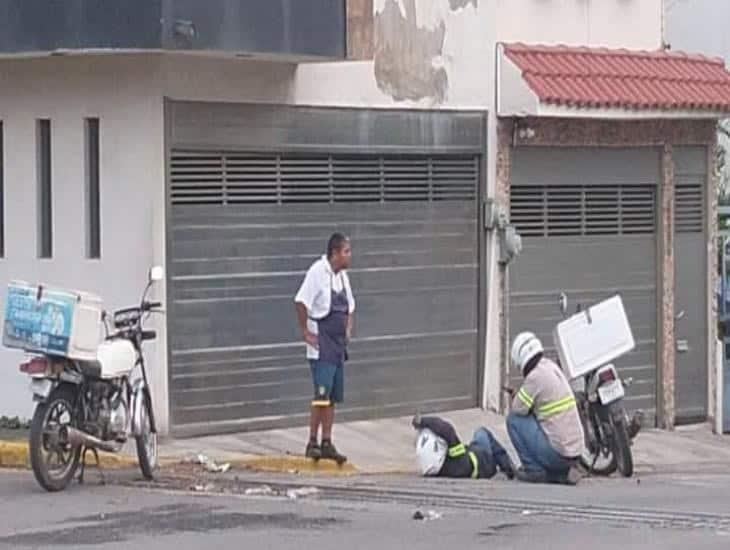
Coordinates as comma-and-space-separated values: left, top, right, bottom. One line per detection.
140, 477, 730, 532
0, 502, 343, 547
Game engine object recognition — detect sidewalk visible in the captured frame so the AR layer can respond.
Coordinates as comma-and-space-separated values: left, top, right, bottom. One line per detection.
160, 408, 730, 476
3, 408, 729, 475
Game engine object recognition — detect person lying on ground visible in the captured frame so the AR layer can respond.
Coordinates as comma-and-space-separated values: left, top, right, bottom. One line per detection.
412, 414, 515, 480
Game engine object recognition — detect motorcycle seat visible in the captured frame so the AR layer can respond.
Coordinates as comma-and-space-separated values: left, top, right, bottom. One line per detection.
77, 360, 102, 379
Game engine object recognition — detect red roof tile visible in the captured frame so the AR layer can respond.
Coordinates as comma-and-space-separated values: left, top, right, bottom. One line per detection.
504, 43, 730, 111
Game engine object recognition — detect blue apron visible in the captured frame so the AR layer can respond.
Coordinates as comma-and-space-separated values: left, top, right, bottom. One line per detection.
317, 274, 349, 364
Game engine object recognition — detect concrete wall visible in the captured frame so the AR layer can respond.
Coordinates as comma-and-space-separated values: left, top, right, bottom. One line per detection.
497, 0, 663, 49
0, 55, 167, 426
665, 0, 730, 59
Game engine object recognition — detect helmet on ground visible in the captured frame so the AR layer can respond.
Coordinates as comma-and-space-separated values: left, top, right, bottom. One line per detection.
511, 331, 544, 375
415, 428, 448, 476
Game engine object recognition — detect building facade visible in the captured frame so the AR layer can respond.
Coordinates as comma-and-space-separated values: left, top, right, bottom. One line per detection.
0, 0, 724, 436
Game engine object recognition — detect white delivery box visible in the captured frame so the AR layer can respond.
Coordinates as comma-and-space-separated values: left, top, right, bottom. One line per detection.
552, 294, 635, 380
3, 281, 103, 362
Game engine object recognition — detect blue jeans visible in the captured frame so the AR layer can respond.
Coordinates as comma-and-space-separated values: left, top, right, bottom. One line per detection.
471, 427, 506, 458
506, 412, 571, 479
471, 427, 512, 473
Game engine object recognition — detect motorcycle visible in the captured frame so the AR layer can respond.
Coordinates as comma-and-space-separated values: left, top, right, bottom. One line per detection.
20, 267, 164, 492
556, 292, 642, 478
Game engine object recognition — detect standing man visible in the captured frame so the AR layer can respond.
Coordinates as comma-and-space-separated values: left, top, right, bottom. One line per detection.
295, 233, 355, 463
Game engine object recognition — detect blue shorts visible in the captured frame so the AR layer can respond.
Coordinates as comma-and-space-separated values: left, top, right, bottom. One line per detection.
310, 360, 344, 406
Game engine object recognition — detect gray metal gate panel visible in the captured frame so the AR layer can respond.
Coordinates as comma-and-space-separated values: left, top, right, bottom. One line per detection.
169, 101, 485, 154
674, 147, 708, 423
509, 147, 659, 425
168, 149, 480, 434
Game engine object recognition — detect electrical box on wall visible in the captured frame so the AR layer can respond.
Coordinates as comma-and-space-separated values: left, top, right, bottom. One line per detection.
484, 199, 522, 265
499, 225, 522, 265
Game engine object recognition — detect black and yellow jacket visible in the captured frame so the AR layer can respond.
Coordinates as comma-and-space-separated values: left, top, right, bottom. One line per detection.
417, 416, 497, 479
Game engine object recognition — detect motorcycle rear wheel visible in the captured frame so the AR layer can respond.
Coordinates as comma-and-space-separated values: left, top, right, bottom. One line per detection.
610, 406, 634, 478
29, 385, 81, 492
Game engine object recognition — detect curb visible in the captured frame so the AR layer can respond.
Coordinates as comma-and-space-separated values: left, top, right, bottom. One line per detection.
1, 440, 358, 475
0, 440, 139, 469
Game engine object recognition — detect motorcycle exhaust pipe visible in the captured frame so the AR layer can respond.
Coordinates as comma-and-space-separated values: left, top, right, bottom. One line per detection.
59, 426, 123, 454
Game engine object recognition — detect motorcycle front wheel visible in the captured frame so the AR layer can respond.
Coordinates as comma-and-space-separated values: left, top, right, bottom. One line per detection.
579, 444, 617, 476
29, 385, 81, 492
135, 392, 158, 480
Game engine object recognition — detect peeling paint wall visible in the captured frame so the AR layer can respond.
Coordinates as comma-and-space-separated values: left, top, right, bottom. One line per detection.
295, 0, 494, 109
374, 0, 448, 103
366, 0, 495, 107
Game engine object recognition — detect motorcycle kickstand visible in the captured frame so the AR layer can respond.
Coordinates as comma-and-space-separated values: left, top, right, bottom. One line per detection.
78, 446, 106, 486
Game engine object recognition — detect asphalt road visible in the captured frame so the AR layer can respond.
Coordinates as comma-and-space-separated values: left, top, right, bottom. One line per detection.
1, 469, 730, 549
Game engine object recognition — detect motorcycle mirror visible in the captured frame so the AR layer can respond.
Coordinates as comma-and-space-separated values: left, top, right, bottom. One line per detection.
149, 266, 165, 283
558, 292, 568, 315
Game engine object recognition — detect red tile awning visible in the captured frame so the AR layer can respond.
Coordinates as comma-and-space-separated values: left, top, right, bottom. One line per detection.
501, 43, 730, 115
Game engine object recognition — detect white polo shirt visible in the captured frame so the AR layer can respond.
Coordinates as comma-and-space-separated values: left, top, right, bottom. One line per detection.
294, 255, 356, 360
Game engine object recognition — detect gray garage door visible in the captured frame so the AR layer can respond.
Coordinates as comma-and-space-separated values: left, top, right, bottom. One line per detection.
674, 147, 708, 423
509, 148, 659, 425
166, 103, 484, 435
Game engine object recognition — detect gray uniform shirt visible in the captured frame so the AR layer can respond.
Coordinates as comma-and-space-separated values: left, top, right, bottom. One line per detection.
512, 358, 585, 458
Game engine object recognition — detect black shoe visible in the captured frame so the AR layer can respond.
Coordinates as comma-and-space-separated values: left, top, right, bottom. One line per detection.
305, 441, 322, 460
546, 464, 582, 486
515, 467, 547, 483
321, 440, 347, 464
564, 466, 582, 486
496, 454, 516, 480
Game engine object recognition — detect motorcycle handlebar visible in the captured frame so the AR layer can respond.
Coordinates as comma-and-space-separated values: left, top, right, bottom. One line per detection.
142, 301, 162, 311
141, 330, 157, 341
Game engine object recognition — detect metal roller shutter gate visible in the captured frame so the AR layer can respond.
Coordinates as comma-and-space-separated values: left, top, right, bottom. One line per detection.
165, 103, 485, 434
509, 148, 659, 425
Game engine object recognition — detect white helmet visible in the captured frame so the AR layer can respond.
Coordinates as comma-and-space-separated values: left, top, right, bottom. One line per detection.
511, 331, 544, 375
415, 428, 448, 476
